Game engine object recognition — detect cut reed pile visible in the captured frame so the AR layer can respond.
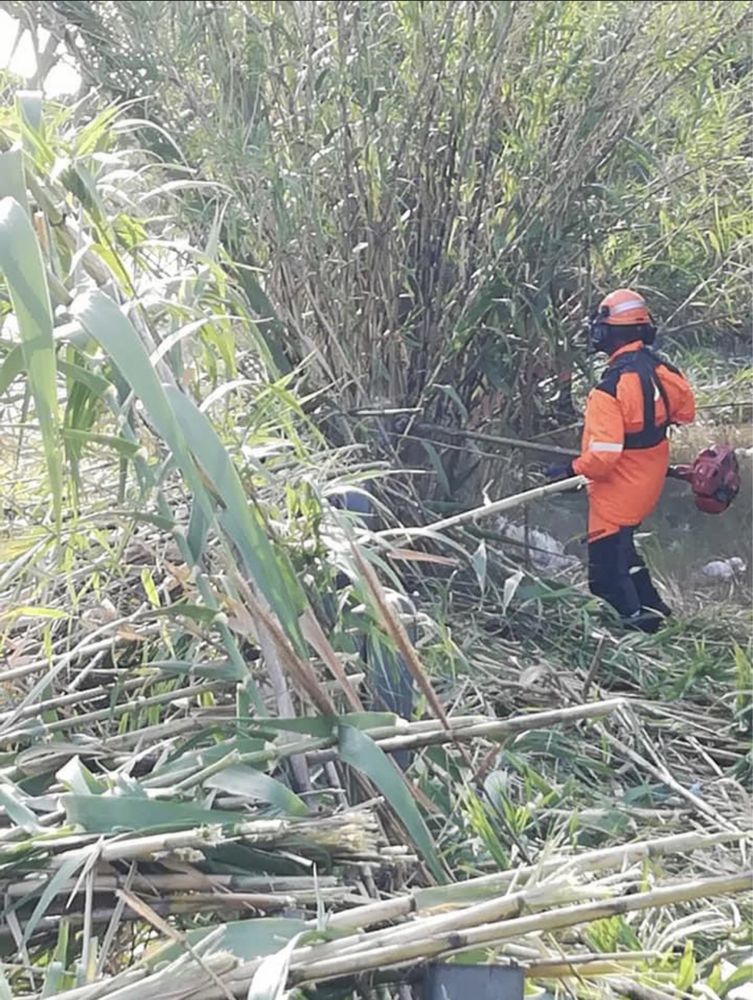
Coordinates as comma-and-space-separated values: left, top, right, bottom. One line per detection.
1, 515, 750, 999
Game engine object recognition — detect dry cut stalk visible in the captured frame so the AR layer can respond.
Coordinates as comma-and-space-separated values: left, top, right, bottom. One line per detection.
5, 873, 338, 898
605, 979, 678, 1000
21, 862, 753, 1000
527, 958, 649, 979
100, 870, 749, 998
237, 576, 336, 716
321, 827, 746, 931
47, 813, 377, 867
524, 950, 657, 977
309, 698, 626, 763
299, 606, 365, 712
351, 543, 451, 730
295, 882, 605, 965
287, 871, 752, 984
416, 422, 577, 457
604, 727, 739, 832
0, 675, 155, 723
0, 681, 223, 743
115, 889, 236, 1000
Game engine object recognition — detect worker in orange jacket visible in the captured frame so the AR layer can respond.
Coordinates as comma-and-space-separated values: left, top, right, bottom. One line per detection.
546, 289, 696, 632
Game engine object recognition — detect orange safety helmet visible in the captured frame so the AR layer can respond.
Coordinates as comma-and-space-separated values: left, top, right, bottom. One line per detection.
598, 288, 652, 326
587, 288, 656, 354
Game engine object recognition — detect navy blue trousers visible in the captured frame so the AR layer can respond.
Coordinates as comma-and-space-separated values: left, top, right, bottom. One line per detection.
588, 527, 670, 632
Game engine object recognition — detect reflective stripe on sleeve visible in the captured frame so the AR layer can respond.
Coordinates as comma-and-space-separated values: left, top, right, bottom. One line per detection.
590, 441, 623, 453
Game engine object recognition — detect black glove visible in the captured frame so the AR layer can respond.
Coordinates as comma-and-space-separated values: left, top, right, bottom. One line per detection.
543, 461, 575, 481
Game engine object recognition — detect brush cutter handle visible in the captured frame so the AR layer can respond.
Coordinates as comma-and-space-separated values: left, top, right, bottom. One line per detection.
667, 464, 693, 482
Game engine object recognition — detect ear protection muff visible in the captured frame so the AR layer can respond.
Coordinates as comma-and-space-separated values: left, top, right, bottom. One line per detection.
640, 321, 657, 346
585, 306, 611, 354
585, 306, 657, 354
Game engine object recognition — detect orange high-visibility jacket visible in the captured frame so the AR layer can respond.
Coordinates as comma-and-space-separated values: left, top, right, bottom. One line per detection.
572, 341, 695, 540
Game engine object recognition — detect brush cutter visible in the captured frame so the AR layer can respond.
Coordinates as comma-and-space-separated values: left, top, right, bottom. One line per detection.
543, 443, 741, 516
667, 443, 740, 514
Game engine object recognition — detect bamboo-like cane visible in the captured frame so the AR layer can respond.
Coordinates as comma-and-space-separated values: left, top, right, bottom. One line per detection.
297, 882, 609, 965
604, 727, 738, 832
3, 873, 337, 897
309, 697, 625, 763
286, 871, 752, 985
525, 957, 651, 979
416, 423, 577, 458
320, 827, 745, 932
30, 870, 752, 1000
604, 978, 678, 1000
46, 812, 378, 867
0, 682, 222, 743
0, 675, 160, 724
135, 702, 626, 784
523, 950, 657, 977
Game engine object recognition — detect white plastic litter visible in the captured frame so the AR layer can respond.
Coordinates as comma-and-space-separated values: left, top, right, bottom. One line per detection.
497, 516, 578, 573
701, 557, 747, 581
719, 960, 753, 1000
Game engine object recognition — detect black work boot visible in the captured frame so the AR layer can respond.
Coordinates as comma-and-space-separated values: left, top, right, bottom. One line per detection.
632, 568, 671, 618
643, 600, 672, 619
622, 610, 663, 634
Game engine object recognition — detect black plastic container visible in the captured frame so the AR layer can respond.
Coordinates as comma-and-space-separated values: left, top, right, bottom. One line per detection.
420, 963, 525, 1000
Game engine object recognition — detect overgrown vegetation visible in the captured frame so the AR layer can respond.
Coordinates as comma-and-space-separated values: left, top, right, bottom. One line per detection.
8, 0, 752, 481
0, 3, 750, 999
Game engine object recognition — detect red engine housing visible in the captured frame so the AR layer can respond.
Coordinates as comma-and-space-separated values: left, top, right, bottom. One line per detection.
671, 444, 741, 514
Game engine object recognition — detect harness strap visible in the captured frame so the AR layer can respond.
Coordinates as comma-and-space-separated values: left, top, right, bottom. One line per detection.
601, 349, 671, 450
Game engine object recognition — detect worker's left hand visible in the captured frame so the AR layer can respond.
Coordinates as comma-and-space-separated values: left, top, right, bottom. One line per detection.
543, 462, 574, 481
